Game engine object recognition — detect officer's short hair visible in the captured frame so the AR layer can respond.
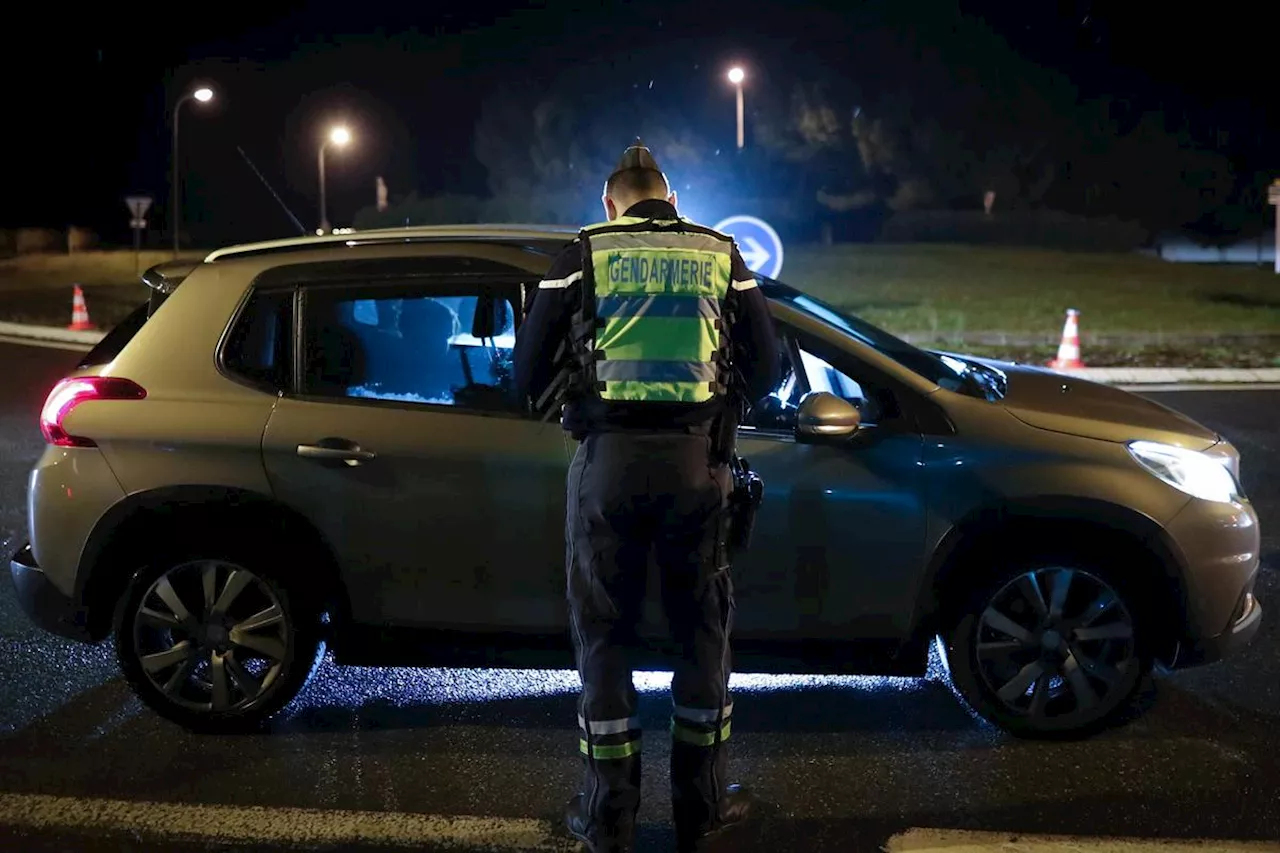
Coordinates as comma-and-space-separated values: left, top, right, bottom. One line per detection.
606, 167, 670, 201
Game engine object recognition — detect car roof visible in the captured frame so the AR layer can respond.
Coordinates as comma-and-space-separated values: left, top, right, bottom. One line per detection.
203, 224, 581, 262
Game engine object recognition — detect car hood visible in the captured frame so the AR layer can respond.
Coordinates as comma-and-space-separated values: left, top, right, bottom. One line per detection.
956, 357, 1220, 450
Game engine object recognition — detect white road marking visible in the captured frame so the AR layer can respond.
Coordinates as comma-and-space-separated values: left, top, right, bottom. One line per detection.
0, 792, 579, 851
886, 828, 1280, 852
0, 334, 92, 352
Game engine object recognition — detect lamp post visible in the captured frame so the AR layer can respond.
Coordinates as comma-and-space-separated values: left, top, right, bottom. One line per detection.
727, 67, 745, 149
171, 86, 213, 254
318, 125, 352, 234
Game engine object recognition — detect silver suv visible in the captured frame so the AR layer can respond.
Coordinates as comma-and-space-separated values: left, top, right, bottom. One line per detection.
10, 226, 1262, 737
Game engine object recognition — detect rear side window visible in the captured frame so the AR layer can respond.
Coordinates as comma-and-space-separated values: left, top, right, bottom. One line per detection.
301, 286, 518, 413
77, 302, 149, 368
221, 290, 294, 391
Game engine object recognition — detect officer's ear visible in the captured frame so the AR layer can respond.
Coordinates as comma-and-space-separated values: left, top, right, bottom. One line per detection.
668, 189, 678, 209
603, 194, 618, 221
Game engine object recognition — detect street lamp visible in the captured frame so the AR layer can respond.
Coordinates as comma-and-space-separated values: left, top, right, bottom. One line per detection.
318, 125, 352, 234
171, 86, 214, 254
727, 67, 745, 149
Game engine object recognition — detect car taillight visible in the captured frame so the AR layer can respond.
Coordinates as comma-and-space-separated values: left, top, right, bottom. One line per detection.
39, 377, 146, 447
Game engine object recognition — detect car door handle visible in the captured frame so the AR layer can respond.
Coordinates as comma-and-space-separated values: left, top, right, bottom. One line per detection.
296, 441, 377, 465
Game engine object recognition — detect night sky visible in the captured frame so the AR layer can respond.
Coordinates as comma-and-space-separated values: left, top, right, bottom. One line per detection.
3, 0, 1277, 244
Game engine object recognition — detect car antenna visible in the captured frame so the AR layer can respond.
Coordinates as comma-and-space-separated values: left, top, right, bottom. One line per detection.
235, 144, 308, 236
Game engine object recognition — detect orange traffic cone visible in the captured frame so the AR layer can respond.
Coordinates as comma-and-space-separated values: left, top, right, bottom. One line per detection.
68, 285, 96, 331
1047, 308, 1084, 369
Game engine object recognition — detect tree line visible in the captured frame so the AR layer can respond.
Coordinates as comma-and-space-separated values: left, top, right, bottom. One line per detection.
357, 5, 1259, 247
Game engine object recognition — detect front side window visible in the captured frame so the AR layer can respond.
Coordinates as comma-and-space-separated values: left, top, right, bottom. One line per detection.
744, 328, 890, 434
302, 285, 518, 413
745, 335, 804, 434
796, 348, 884, 425
760, 279, 975, 395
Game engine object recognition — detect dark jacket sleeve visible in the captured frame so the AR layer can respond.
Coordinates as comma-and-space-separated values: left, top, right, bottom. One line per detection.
513, 242, 582, 404
727, 246, 781, 406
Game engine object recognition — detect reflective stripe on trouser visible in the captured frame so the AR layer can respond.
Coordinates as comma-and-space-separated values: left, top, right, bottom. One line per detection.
578, 713, 642, 760
671, 702, 733, 747
566, 430, 733, 830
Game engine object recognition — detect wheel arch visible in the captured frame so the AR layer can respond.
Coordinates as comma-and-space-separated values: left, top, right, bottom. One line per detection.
76, 485, 352, 642
913, 496, 1188, 663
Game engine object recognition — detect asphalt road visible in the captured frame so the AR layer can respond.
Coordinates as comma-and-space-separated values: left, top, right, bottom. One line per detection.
1, 339, 1277, 852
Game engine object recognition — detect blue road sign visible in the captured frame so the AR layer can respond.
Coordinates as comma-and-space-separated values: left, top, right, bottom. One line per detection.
713, 215, 784, 279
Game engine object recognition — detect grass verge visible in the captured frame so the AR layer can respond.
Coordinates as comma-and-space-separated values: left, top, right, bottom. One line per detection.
1, 245, 1278, 366
0, 251, 205, 329
785, 243, 1280, 339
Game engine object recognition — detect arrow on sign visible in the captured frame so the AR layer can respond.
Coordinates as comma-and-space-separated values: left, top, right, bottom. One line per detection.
714, 215, 784, 279
739, 236, 771, 272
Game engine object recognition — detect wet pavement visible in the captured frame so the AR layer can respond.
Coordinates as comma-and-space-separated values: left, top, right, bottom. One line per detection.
1, 340, 1277, 851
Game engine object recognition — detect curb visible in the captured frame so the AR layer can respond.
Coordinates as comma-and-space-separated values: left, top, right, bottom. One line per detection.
1050, 366, 1280, 385
0, 320, 1276, 386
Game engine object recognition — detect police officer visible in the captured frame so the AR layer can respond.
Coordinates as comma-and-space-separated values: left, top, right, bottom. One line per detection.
513, 141, 780, 853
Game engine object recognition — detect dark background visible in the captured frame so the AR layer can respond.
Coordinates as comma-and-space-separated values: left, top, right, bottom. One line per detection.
2, 1, 1276, 246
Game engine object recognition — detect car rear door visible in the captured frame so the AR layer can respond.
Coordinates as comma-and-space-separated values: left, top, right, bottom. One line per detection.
259, 254, 571, 634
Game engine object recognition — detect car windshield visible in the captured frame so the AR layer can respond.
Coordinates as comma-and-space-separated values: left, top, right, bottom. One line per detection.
757, 277, 981, 394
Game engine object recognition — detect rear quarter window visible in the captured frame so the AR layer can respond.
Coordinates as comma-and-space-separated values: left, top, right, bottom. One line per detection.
220, 290, 294, 391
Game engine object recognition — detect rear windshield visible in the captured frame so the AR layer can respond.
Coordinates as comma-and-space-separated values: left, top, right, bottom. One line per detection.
77, 302, 149, 368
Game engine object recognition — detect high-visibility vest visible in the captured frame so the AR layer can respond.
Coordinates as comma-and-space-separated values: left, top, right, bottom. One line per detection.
573, 215, 735, 405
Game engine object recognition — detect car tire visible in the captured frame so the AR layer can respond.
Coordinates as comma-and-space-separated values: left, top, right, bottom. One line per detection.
939, 559, 1152, 739
114, 544, 324, 733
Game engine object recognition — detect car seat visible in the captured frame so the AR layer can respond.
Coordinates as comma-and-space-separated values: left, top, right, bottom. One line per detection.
392, 297, 461, 402
306, 324, 368, 396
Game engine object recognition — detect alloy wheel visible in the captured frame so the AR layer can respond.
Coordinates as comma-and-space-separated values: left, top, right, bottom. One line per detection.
974, 567, 1137, 726
132, 560, 292, 713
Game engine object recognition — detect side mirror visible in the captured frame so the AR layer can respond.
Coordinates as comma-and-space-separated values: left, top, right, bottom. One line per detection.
795, 391, 861, 443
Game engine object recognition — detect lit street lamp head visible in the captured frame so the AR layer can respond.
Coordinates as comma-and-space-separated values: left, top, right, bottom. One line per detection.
172, 85, 216, 254
329, 126, 351, 146
727, 67, 745, 85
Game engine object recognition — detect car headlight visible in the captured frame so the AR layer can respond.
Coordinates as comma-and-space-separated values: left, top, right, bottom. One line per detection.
1127, 440, 1241, 503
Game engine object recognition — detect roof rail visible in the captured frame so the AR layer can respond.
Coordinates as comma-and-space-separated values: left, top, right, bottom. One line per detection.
203, 224, 579, 262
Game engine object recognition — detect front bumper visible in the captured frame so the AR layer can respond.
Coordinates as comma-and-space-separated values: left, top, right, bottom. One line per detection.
1158, 491, 1262, 669
9, 543, 94, 642
1170, 589, 1263, 668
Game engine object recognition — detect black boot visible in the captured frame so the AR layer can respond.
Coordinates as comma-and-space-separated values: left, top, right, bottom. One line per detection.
672, 741, 752, 852
674, 783, 753, 852
565, 752, 640, 853
565, 793, 636, 853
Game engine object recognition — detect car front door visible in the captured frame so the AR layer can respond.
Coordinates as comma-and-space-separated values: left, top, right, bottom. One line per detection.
726, 323, 929, 644
260, 256, 571, 634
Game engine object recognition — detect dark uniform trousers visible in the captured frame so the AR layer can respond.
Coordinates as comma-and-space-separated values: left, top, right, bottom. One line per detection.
567, 426, 736, 839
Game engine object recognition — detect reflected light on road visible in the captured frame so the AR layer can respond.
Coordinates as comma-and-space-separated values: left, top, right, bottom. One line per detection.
287, 655, 946, 720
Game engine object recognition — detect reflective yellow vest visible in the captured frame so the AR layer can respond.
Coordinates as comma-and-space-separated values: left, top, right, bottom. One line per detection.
576, 215, 735, 405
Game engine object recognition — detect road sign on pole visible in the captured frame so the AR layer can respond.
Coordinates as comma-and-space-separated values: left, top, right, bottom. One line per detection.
713, 215, 784, 279
125, 196, 153, 273
125, 196, 153, 219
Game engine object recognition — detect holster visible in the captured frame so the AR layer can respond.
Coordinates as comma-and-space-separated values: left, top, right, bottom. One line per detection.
726, 455, 764, 561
